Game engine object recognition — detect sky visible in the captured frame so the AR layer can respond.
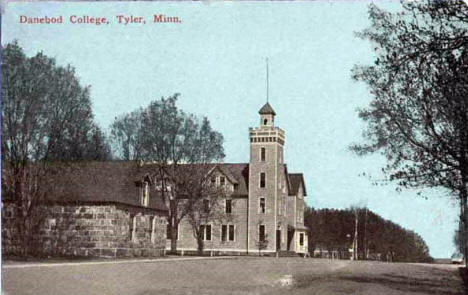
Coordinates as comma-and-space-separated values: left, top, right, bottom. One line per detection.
1, 0, 460, 258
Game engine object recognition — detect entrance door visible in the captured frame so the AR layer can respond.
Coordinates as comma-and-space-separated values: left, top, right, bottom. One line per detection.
276, 230, 281, 251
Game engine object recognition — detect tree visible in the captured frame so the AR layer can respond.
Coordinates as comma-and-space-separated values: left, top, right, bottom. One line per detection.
109, 95, 225, 253
109, 109, 142, 160
351, 1, 468, 265
304, 207, 432, 262
184, 168, 231, 255
1, 42, 110, 257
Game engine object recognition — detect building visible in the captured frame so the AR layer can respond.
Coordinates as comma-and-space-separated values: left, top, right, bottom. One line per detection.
2, 162, 169, 258
171, 103, 308, 255
1, 103, 307, 258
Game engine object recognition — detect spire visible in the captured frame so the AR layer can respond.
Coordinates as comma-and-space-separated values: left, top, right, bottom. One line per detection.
266, 57, 269, 103
259, 102, 276, 116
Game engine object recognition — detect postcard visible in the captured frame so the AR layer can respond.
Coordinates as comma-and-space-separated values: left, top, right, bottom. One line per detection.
1, 1, 467, 294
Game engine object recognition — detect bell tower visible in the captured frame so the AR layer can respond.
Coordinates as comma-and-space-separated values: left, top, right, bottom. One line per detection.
247, 102, 286, 253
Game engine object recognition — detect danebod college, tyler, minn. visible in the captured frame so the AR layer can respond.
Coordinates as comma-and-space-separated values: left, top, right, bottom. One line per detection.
18, 14, 182, 25
2, 103, 308, 258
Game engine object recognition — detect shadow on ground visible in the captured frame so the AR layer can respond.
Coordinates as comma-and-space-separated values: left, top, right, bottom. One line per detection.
294, 267, 464, 295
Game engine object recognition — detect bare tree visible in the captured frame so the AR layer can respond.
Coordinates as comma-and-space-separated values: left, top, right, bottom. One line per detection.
351, 1, 468, 265
1, 42, 110, 257
109, 96, 225, 253
184, 166, 231, 255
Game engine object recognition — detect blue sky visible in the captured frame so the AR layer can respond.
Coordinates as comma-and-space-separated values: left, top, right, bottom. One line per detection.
2, 0, 459, 258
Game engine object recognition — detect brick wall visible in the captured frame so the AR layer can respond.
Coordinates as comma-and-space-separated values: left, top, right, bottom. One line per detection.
2, 202, 167, 258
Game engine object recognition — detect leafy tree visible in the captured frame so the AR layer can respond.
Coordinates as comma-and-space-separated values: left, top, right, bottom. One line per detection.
351, 1, 468, 265
1, 42, 110, 257
109, 95, 225, 253
109, 109, 142, 160
304, 207, 432, 262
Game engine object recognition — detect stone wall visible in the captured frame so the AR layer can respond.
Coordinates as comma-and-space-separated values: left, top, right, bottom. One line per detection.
2, 202, 167, 258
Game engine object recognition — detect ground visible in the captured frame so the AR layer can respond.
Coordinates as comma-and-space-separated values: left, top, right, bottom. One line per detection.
2, 257, 465, 295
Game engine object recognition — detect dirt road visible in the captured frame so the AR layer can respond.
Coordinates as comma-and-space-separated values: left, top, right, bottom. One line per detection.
2, 257, 465, 295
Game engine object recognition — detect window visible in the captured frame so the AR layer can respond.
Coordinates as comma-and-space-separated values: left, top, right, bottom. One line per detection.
225, 199, 232, 214
129, 214, 136, 242
259, 197, 266, 213
229, 225, 235, 241
259, 225, 266, 242
260, 147, 266, 162
299, 233, 304, 246
149, 216, 154, 243
263, 118, 268, 125
203, 199, 210, 213
201, 224, 212, 241
220, 176, 226, 186
221, 225, 227, 242
141, 182, 149, 207
260, 172, 266, 188
211, 177, 216, 186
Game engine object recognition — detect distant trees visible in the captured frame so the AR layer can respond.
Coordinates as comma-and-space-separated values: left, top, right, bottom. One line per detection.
304, 207, 432, 263
109, 95, 225, 253
1, 42, 110, 257
351, 1, 468, 265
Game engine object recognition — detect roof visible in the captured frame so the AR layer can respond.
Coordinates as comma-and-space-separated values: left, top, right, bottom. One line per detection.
2, 161, 303, 207
2, 161, 168, 212
288, 173, 307, 196
218, 163, 249, 197
258, 102, 276, 115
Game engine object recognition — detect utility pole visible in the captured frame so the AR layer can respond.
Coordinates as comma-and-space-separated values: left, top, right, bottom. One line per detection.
353, 208, 359, 260
363, 207, 368, 260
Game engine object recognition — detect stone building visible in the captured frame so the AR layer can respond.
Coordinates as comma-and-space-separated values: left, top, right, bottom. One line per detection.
2, 162, 168, 258
171, 103, 308, 255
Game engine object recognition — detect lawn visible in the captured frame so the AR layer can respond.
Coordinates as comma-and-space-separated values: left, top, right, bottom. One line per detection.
2, 257, 465, 295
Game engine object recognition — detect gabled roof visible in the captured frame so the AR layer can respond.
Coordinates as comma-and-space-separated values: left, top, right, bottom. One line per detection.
2, 161, 168, 212
288, 173, 307, 196
258, 102, 276, 115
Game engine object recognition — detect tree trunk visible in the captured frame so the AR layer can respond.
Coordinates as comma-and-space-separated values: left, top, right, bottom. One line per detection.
197, 236, 204, 256
461, 184, 468, 268
170, 227, 178, 253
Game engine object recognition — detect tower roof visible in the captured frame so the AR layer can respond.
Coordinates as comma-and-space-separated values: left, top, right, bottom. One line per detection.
258, 103, 276, 115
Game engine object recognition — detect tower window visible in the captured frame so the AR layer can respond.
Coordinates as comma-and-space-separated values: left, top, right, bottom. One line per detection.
259, 225, 266, 242
259, 197, 266, 213
260, 172, 266, 188
260, 147, 266, 162
263, 119, 268, 125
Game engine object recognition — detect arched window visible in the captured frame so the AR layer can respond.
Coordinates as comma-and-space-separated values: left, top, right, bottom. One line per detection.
263, 118, 268, 125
